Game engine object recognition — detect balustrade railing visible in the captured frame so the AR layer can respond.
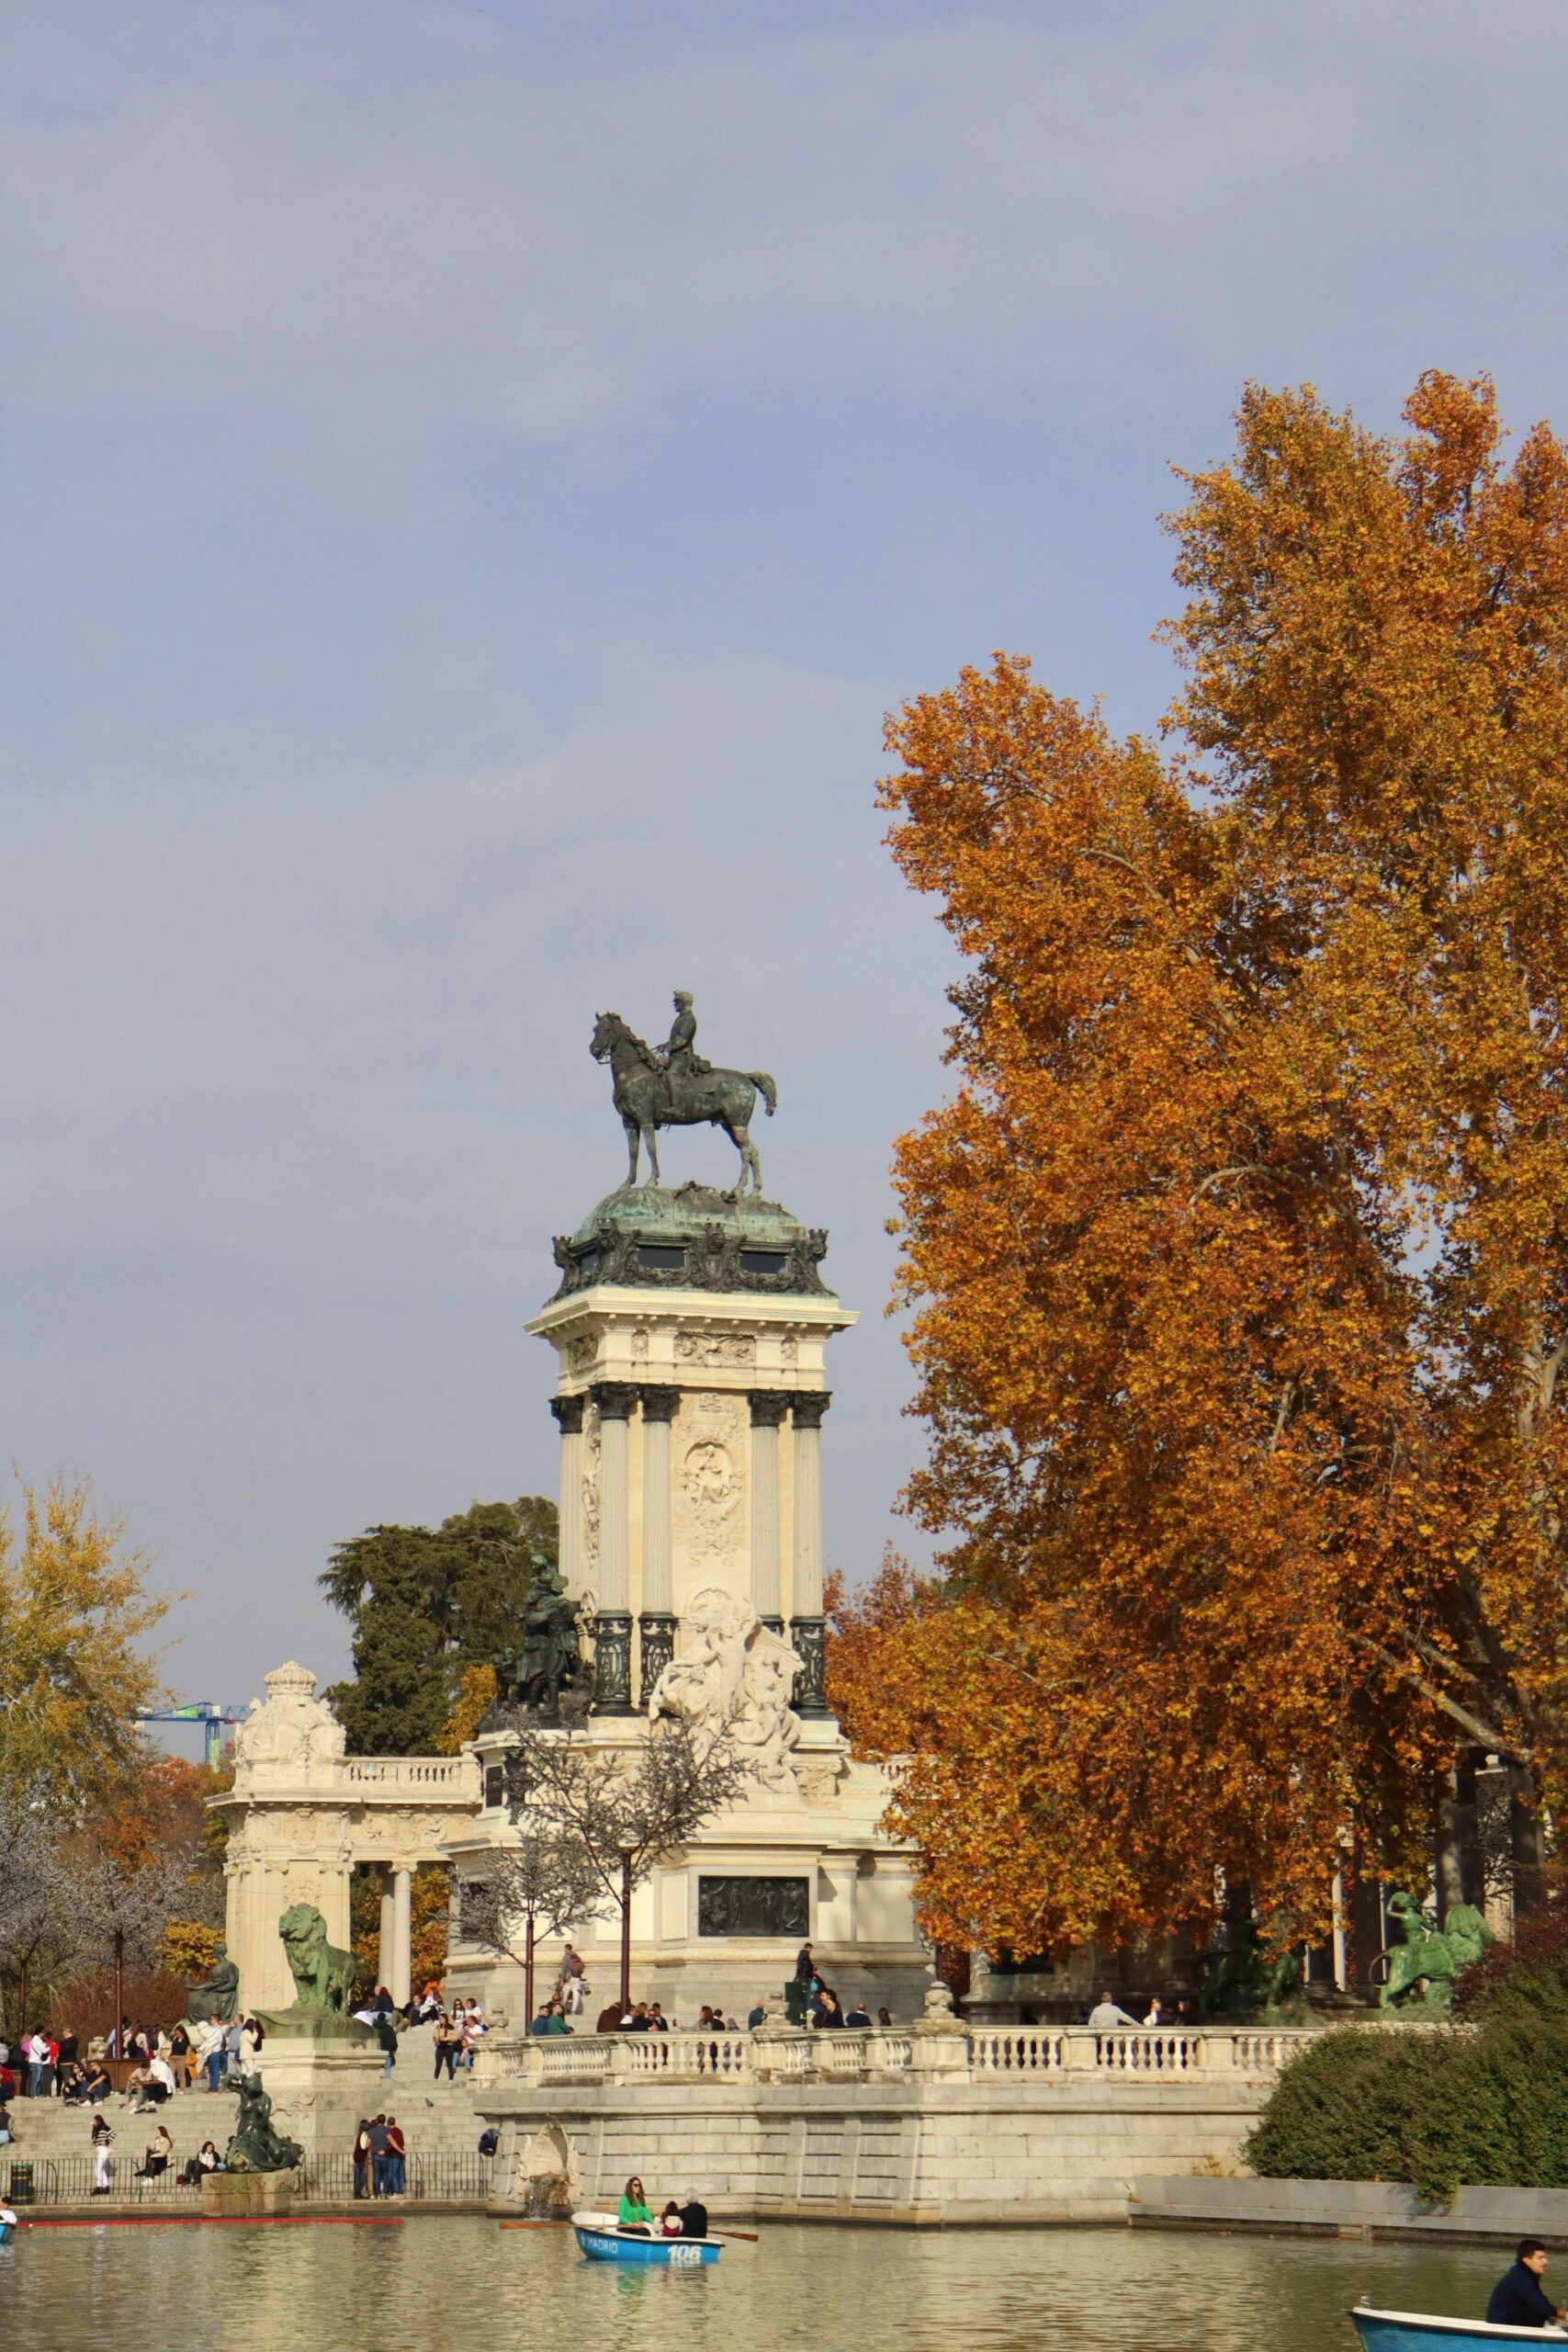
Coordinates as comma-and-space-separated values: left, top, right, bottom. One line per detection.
472, 2022, 1317, 2090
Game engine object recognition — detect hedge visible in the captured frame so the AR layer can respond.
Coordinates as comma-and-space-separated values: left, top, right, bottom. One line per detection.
1246, 2018, 1568, 2202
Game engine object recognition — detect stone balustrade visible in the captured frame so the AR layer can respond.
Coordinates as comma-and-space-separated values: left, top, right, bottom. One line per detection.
474, 2022, 1320, 2089
340, 1756, 479, 1792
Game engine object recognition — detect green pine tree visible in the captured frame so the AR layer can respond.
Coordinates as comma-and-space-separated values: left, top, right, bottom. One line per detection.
320, 1498, 557, 1755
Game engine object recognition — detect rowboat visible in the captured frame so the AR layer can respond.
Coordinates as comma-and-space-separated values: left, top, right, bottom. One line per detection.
1350, 2305, 1568, 2349
0, 2220, 16, 2245
571, 2210, 720, 2267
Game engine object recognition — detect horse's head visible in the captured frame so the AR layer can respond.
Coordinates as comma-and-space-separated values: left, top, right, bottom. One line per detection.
590, 1011, 620, 1061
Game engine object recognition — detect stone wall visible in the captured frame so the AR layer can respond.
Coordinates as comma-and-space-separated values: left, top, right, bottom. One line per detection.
479, 2074, 1274, 2224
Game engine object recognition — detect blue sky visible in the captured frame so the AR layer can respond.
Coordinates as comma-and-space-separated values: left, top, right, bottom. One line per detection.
3, 0, 1565, 1722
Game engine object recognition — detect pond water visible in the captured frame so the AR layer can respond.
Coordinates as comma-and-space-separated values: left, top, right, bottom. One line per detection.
0, 2215, 1512, 2352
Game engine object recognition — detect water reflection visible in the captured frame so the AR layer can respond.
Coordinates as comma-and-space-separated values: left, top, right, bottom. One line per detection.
0, 2216, 1510, 2352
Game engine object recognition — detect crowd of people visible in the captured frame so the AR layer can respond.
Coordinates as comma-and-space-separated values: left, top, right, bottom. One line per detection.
0, 2011, 267, 2141
351, 1983, 487, 2082
350, 2113, 408, 2196
616, 2175, 709, 2238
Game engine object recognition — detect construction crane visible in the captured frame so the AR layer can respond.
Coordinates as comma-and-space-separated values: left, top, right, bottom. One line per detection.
136, 1702, 243, 1770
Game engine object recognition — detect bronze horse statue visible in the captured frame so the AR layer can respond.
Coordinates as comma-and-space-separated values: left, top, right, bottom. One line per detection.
590, 1011, 777, 1197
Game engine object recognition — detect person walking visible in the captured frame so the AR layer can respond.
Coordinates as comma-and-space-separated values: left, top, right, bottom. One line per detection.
375, 2011, 399, 2080
434, 2011, 462, 2075
352, 2118, 373, 2200
91, 2113, 114, 2196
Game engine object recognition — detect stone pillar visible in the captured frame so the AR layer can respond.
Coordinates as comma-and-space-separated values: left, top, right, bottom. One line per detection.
549, 1395, 585, 1599
749, 1391, 791, 1635
378, 1868, 396, 1992
390, 1867, 412, 2007
637, 1385, 679, 1703
789, 1391, 831, 1716
592, 1383, 637, 1714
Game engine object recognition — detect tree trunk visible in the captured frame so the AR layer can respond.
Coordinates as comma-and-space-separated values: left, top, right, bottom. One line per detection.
17, 1960, 28, 2041
524, 1913, 536, 2030
619, 1856, 633, 2010
113, 1928, 124, 2054
1511, 1770, 1548, 1920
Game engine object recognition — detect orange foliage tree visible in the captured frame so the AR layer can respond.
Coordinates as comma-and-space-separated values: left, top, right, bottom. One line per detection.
830, 374, 1568, 1961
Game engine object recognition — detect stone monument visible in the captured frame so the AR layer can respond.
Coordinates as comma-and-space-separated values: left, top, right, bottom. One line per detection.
446, 993, 931, 2020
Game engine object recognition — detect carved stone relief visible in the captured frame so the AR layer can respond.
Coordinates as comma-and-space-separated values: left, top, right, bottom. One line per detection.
580, 1397, 602, 1580
673, 1393, 745, 1566
648, 1585, 803, 1794
780, 1336, 798, 1368
231, 1664, 346, 1791
675, 1329, 756, 1369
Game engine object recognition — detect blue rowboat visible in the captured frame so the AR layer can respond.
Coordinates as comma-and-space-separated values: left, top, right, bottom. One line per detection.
0, 2221, 15, 2245
1351, 2305, 1568, 2350
571, 2210, 720, 2267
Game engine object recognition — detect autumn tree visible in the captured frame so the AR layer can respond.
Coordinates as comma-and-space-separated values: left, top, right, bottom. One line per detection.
832, 373, 1568, 1962
0, 1477, 168, 1805
321, 1497, 557, 1755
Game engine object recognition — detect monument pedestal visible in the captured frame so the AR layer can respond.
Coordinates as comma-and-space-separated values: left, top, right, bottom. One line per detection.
202, 2167, 299, 2216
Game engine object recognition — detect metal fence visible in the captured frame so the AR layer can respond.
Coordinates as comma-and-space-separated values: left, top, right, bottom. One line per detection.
1, 2151, 494, 2208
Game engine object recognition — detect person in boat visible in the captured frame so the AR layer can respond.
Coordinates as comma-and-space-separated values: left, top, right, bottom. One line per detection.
680, 2195, 709, 2239
618, 2177, 654, 2233
1486, 2240, 1568, 2328
0, 2199, 17, 2235
659, 2199, 684, 2236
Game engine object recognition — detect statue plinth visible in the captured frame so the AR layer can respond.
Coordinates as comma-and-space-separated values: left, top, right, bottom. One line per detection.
256, 2010, 374, 2043
202, 2167, 299, 2217
551, 1182, 831, 1301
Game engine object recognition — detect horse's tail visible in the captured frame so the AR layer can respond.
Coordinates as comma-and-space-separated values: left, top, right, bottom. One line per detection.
750, 1071, 777, 1117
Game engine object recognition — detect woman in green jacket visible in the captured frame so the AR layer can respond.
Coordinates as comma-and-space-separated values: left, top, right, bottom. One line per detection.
618, 2177, 653, 2231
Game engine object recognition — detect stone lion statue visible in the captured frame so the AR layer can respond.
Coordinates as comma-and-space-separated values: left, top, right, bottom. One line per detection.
276, 1902, 355, 2018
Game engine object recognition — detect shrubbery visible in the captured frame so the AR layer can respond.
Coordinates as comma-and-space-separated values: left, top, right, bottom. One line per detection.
1247, 1913, 1568, 2200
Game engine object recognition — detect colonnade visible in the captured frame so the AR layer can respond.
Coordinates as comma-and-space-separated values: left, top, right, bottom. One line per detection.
550, 1382, 831, 1719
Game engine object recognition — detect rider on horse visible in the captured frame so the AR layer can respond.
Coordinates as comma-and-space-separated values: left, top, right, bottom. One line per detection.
656, 991, 711, 1111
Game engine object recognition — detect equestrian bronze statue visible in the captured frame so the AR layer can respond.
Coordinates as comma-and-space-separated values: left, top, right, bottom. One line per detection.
590, 995, 777, 1197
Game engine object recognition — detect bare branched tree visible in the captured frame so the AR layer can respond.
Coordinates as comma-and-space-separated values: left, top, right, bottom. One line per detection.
500, 1715, 754, 2007
65, 1846, 205, 2046
459, 1827, 604, 2025
0, 1783, 81, 2034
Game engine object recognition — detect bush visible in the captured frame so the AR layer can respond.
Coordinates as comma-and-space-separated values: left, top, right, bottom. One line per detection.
1247, 2018, 1568, 2203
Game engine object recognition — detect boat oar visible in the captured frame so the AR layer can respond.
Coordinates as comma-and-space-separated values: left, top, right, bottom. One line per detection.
708, 2228, 759, 2243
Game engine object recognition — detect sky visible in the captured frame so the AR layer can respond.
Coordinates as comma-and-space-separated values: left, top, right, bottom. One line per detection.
3, 0, 1566, 1725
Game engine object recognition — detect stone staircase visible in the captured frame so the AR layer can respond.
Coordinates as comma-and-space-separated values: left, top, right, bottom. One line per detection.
2, 2022, 495, 2200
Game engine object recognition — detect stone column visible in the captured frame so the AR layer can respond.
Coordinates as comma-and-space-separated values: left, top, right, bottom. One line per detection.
592, 1383, 637, 1714
390, 1867, 412, 2007
790, 1392, 831, 1716
748, 1390, 791, 1635
549, 1395, 584, 1599
378, 1868, 396, 1991
638, 1385, 679, 1702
